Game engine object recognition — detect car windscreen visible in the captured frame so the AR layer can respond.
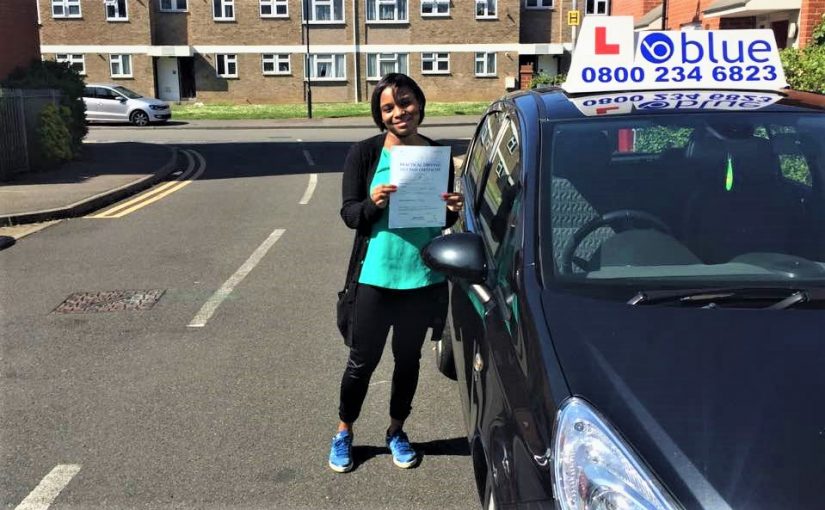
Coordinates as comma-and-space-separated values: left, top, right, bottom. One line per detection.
113, 86, 142, 99
542, 112, 825, 292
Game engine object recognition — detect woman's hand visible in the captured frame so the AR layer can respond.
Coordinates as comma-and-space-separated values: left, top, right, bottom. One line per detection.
442, 192, 464, 213
371, 184, 397, 209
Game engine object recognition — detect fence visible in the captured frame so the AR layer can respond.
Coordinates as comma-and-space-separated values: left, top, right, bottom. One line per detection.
0, 88, 62, 181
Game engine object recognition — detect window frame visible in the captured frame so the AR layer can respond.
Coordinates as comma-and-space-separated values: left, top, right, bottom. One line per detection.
159, 0, 188, 12
366, 0, 408, 23
213, 0, 235, 21
366, 53, 409, 81
56, 53, 86, 75
421, 52, 450, 75
302, 0, 345, 24
524, 0, 553, 9
585, 0, 609, 15
52, 0, 81, 18
420, 0, 449, 17
475, 0, 497, 19
215, 53, 239, 78
262, 54, 291, 75
475, 52, 497, 77
109, 54, 133, 78
305, 54, 347, 81
105, 0, 129, 21
260, 0, 288, 17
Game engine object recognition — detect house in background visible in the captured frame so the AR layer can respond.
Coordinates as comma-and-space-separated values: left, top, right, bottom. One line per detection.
37, 0, 601, 104
612, 0, 825, 49
0, 0, 42, 80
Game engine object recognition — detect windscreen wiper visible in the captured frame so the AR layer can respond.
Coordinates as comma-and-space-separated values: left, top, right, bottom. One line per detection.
627, 287, 825, 309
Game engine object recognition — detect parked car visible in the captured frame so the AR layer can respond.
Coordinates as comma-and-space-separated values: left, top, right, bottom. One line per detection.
82, 84, 171, 126
423, 18, 825, 510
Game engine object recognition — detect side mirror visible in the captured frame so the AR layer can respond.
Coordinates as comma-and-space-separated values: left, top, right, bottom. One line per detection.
118, 97, 127, 103
421, 232, 487, 284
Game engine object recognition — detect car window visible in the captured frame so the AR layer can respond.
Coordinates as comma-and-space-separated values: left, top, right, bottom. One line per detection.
97, 88, 118, 100
82, 87, 96, 98
478, 116, 521, 256
464, 111, 505, 189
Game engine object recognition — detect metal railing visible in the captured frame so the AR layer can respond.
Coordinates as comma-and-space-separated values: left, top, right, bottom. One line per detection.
0, 88, 62, 181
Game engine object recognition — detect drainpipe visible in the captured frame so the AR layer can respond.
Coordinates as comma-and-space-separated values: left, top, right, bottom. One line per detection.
662, 0, 669, 30
352, 0, 359, 102
571, 0, 578, 50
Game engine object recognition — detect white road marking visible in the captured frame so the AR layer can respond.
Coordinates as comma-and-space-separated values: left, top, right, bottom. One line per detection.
188, 228, 286, 328
15, 464, 81, 510
302, 149, 315, 166
299, 174, 318, 205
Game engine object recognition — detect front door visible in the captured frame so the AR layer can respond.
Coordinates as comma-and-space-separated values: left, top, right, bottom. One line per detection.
157, 57, 181, 102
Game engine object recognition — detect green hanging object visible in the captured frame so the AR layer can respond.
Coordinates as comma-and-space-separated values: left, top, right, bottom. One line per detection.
725, 153, 734, 191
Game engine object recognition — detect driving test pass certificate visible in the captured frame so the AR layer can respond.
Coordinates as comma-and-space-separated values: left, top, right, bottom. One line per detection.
388, 145, 451, 229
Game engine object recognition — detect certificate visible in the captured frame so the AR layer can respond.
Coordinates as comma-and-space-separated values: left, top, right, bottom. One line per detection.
388, 145, 451, 229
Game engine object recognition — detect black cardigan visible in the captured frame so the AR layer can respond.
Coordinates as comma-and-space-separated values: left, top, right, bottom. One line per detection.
339, 133, 458, 339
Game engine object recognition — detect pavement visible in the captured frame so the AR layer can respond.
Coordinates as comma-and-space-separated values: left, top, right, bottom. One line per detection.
0, 115, 478, 248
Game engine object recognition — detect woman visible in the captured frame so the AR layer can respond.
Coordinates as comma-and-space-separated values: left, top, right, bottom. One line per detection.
329, 74, 464, 473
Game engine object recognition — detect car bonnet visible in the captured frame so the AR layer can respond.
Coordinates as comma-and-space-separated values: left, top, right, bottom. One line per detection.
540, 289, 825, 509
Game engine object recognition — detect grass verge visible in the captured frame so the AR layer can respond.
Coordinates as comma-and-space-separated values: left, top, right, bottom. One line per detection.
170, 101, 489, 120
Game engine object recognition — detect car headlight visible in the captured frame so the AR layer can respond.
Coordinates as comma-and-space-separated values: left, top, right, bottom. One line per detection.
553, 398, 680, 510
149, 104, 167, 110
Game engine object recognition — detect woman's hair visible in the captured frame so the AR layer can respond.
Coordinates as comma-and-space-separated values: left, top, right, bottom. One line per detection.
370, 73, 426, 131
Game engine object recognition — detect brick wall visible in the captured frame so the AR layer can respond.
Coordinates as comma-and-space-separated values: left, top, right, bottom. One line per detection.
665, 0, 718, 29
798, 0, 825, 48
610, 0, 660, 18
0, 0, 41, 79
43, 52, 155, 97
39, 0, 152, 45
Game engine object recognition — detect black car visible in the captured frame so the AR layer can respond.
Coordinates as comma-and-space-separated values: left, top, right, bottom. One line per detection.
422, 87, 825, 509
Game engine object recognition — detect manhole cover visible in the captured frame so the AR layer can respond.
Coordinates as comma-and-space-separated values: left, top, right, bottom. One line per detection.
53, 290, 165, 314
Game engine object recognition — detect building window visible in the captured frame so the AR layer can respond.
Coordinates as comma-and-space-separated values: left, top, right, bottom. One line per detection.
213, 0, 235, 20
585, 0, 608, 14
524, 0, 552, 8
366, 0, 407, 22
421, 0, 448, 16
216, 54, 238, 77
110, 54, 133, 78
56, 54, 85, 75
476, 0, 496, 18
105, 0, 128, 20
262, 54, 290, 75
306, 54, 346, 80
52, 0, 81, 18
475, 52, 496, 76
159, 0, 187, 11
367, 53, 408, 80
302, 0, 344, 23
260, 0, 288, 17
421, 52, 449, 74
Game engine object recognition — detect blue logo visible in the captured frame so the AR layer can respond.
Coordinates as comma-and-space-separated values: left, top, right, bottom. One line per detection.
640, 33, 675, 64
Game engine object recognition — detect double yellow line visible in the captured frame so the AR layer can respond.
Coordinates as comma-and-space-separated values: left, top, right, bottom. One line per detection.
87, 149, 206, 219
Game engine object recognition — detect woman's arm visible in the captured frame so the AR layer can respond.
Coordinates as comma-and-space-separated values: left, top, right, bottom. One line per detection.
340, 141, 383, 232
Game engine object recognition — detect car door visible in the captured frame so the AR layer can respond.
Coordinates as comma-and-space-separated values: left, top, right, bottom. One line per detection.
82, 87, 101, 121
97, 87, 129, 122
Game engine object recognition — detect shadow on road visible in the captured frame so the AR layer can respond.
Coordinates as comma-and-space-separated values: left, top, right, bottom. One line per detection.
351, 436, 469, 468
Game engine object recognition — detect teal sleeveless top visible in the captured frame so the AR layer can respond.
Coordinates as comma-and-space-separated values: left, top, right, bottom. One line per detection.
358, 148, 446, 289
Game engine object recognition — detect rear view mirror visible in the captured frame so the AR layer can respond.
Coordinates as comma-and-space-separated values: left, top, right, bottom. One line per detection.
421, 233, 487, 284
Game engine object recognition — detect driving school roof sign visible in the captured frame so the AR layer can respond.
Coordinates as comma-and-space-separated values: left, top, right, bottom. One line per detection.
563, 16, 788, 94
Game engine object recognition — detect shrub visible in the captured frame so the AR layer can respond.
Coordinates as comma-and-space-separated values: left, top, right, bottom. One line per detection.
36, 104, 73, 167
1, 59, 87, 156
529, 73, 567, 89
781, 45, 825, 93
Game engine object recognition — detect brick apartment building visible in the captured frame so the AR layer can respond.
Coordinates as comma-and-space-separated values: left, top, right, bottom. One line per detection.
0, 0, 41, 80
612, 0, 825, 49
37, 0, 612, 104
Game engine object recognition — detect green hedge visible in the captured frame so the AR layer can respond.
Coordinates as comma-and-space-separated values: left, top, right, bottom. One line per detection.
36, 104, 74, 166
780, 14, 825, 93
1, 60, 87, 157
529, 73, 567, 89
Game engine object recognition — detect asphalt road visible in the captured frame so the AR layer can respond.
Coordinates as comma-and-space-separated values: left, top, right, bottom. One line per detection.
0, 125, 478, 509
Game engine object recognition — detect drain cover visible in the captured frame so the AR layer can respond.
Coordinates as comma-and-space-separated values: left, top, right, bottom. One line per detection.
53, 290, 165, 314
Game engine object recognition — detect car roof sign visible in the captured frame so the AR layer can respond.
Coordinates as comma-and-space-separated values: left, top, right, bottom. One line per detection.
570, 91, 784, 117
563, 16, 788, 94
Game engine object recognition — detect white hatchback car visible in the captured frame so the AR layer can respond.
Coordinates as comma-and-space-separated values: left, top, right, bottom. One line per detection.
82, 84, 171, 126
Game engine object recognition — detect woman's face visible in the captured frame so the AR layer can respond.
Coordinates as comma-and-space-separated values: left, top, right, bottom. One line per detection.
379, 86, 421, 138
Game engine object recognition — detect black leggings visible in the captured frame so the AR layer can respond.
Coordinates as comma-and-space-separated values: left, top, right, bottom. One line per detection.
338, 282, 444, 424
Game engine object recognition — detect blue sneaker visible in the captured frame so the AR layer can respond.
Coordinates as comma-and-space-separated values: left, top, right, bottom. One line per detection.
386, 429, 418, 468
329, 430, 353, 473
